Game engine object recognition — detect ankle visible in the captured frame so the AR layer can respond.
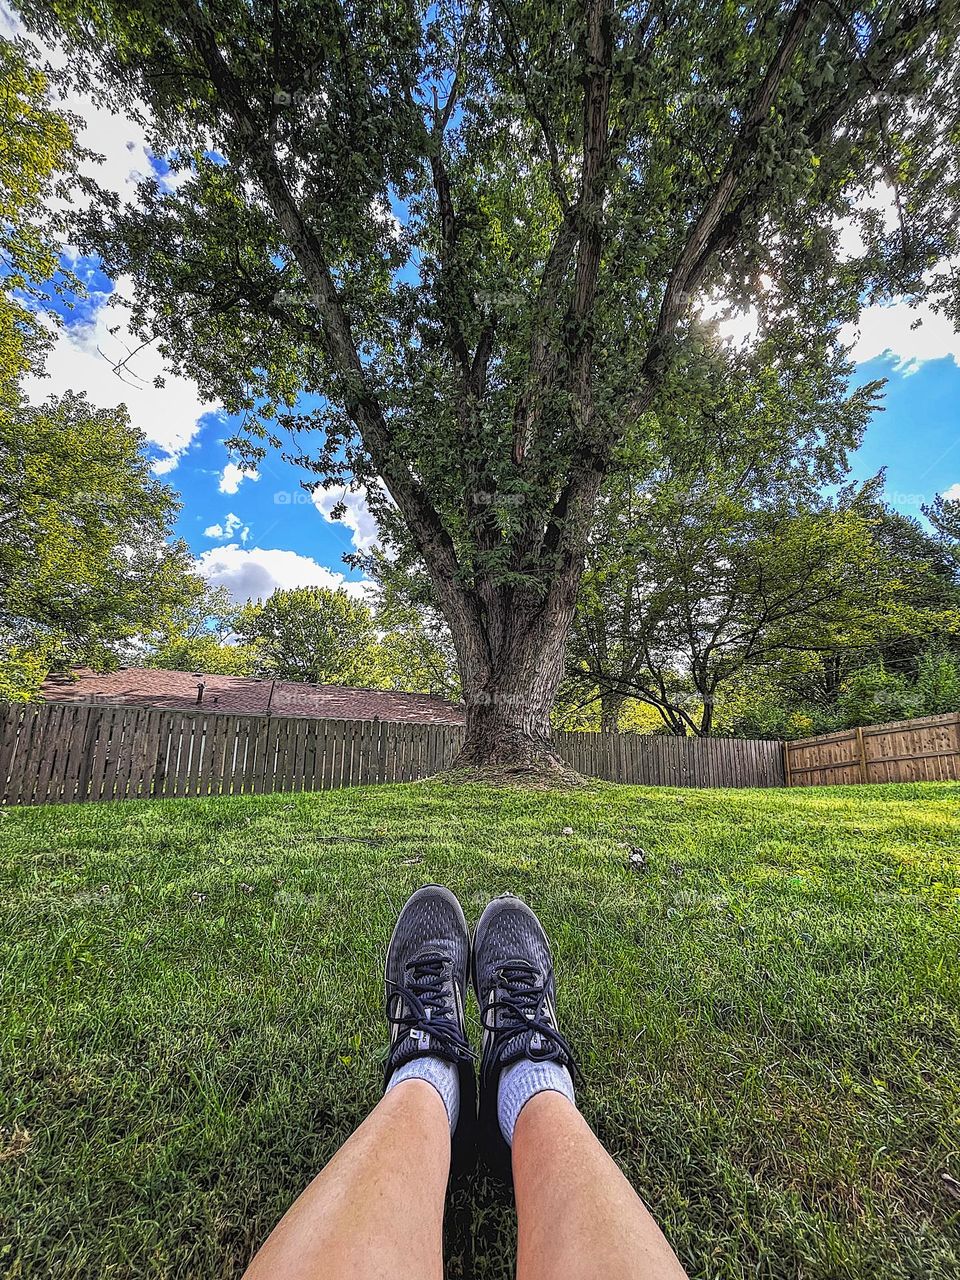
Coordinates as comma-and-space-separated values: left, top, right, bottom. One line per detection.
386, 1055, 461, 1133
497, 1057, 576, 1146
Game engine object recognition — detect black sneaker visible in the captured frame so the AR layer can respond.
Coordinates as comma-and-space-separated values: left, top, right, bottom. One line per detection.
471, 894, 578, 1182
384, 885, 476, 1177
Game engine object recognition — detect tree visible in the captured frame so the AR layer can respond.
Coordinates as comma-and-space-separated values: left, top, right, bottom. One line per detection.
25, 0, 960, 767
0, 36, 83, 398
142, 580, 259, 675
0, 43, 218, 697
0, 389, 207, 695
373, 603, 460, 698
925, 494, 960, 575
664, 497, 960, 738
569, 330, 885, 733
573, 476, 911, 735
234, 586, 382, 686
355, 547, 461, 696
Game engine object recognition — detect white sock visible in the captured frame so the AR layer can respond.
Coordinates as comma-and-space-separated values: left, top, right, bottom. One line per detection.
497, 1058, 575, 1145
386, 1056, 460, 1133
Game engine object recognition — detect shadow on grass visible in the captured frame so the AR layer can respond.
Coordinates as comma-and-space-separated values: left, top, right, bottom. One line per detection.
445, 1175, 517, 1280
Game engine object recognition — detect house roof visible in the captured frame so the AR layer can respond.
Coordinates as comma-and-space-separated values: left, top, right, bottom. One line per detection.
41, 668, 466, 726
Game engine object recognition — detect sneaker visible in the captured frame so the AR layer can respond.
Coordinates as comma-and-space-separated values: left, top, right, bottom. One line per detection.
471, 894, 578, 1181
384, 885, 476, 1175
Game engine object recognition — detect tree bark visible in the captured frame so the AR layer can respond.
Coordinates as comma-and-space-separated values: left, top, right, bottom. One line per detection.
451, 595, 575, 771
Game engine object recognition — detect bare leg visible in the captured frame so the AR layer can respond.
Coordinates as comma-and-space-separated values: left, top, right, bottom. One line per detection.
513, 1091, 689, 1280
243, 1079, 449, 1280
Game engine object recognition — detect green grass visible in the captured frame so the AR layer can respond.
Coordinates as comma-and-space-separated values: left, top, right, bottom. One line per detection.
1, 779, 959, 1279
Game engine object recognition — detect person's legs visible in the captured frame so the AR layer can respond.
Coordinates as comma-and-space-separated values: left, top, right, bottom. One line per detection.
472, 894, 688, 1280
244, 885, 476, 1280
513, 1090, 688, 1280
242, 1078, 449, 1280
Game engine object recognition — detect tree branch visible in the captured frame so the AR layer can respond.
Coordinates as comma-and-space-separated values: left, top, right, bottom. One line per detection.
646, 0, 815, 371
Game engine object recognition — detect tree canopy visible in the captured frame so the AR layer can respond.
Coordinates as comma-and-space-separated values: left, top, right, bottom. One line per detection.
0, 35, 83, 397
234, 586, 382, 686
15, 0, 960, 764
0, 388, 206, 695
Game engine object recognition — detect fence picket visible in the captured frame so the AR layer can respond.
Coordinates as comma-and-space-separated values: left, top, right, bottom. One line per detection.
0, 705, 23, 801
51, 706, 83, 803
132, 709, 159, 799
217, 715, 240, 795
244, 717, 260, 794
114, 708, 144, 799
254, 718, 274, 793
153, 711, 178, 797
32, 704, 65, 804
6, 707, 38, 803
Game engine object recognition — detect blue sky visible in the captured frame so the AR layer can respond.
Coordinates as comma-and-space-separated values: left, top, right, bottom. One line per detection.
7, 2, 959, 606
848, 355, 960, 511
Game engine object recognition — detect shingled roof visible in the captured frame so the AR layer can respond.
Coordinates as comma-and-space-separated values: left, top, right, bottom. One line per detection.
41, 668, 466, 726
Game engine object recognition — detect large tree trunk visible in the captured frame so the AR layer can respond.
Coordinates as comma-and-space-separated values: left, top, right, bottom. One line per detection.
457, 676, 568, 770
449, 591, 575, 772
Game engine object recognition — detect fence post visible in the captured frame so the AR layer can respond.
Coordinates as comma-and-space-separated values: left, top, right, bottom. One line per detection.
781, 740, 792, 788
855, 726, 868, 784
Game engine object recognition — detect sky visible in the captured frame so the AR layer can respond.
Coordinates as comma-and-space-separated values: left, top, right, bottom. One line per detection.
6, 4, 960, 606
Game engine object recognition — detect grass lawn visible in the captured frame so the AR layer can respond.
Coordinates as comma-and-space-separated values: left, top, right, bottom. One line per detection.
1, 779, 959, 1279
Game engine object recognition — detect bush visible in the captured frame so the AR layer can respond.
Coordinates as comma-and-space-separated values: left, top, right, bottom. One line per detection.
835, 664, 920, 727
915, 648, 960, 715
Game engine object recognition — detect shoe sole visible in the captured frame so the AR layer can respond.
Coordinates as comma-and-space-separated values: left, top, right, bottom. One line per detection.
384, 884, 477, 1183
471, 894, 552, 1188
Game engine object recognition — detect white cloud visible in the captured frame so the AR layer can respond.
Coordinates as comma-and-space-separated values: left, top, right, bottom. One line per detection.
839, 296, 960, 373
311, 483, 380, 552
834, 189, 960, 372
204, 512, 249, 542
194, 544, 369, 604
21, 277, 219, 472
941, 484, 960, 502
219, 463, 260, 495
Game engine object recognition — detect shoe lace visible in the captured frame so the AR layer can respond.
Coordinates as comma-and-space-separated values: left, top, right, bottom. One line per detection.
387, 952, 472, 1063
481, 960, 580, 1080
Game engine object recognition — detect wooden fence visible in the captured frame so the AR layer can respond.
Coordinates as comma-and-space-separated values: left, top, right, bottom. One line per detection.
783, 711, 960, 786
553, 728, 783, 789
0, 702, 784, 805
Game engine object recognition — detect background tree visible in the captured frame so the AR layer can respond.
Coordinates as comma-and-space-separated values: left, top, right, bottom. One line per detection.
568, 330, 887, 733
0, 40, 221, 698
234, 586, 383, 687
372, 603, 460, 698
720, 643, 960, 737
22, 0, 960, 767
354, 547, 461, 697
0, 35, 84, 399
574, 478, 910, 735
0, 389, 205, 696
712, 501, 960, 736
925, 494, 960, 574
142, 580, 258, 676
